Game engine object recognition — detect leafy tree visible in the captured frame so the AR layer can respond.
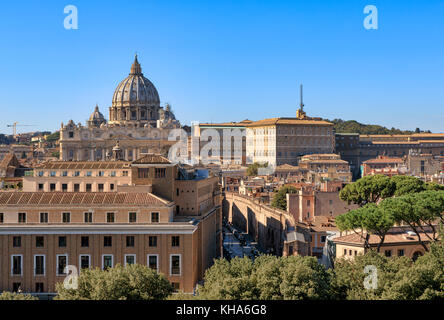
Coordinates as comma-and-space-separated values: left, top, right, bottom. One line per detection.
391, 175, 426, 196
271, 185, 298, 210
55, 264, 173, 300
197, 255, 332, 300
339, 175, 395, 206
330, 251, 412, 300
382, 228, 444, 299
426, 182, 444, 191
0, 291, 38, 300
197, 257, 258, 299
336, 203, 395, 251
246, 162, 268, 176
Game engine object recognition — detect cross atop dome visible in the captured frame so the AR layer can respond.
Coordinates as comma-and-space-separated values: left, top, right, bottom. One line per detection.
130, 53, 142, 75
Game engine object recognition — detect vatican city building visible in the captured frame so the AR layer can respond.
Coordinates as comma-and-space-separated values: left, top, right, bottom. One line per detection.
59, 55, 181, 162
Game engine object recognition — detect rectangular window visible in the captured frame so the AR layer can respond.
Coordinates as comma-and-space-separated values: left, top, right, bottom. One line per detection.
122, 171, 128, 177
50, 183, 56, 191
155, 168, 166, 178
151, 212, 159, 223
80, 255, 90, 270
35, 282, 44, 293
172, 236, 180, 247
149, 236, 157, 247
50, 171, 56, 177
126, 236, 135, 247
13, 236, 21, 247
107, 212, 115, 223
18, 212, 26, 223
98, 171, 105, 177
398, 249, 404, 257
86, 171, 92, 177
86, 183, 92, 192
57, 255, 67, 275
138, 168, 149, 179
171, 282, 180, 292
103, 255, 113, 270
110, 183, 115, 191
104, 236, 112, 247
74, 171, 80, 177
58, 236, 67, 247
129, 212, 137, 223
68, 131, 74, 138
343, 249, 347, 256
385, 250, 392, 257
38, 184, 44, 191
34, 255, 45, 276
12, 255, 22, 275
84, 212, 93, 223
110, 171, 116, 177
81, 236, 89, 247
62, 212, 71, 223
0, 212, 3, 223
148, 255, 158, 272
98, 183, 104, 192
36, 236, 44, 248
170, 255, 181, 276
125, 255, 136, 266
74, 183, 80, 192
320, 235, 326, 243
40, 212, 48, 223
62, 171, 68, 177
62, 183, 68, 192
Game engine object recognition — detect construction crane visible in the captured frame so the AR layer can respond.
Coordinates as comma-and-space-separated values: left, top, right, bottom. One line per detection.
7, 122, 36, 136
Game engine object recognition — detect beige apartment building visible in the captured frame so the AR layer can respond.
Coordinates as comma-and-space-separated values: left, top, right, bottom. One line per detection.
333, 227, 434, 261
22, 161, 133, 193
298, 153, 352, 183
0, 155, 222, 294
245, 117, 334, 167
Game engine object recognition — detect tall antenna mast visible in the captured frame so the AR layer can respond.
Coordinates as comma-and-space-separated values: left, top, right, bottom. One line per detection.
300, 84, 304, 111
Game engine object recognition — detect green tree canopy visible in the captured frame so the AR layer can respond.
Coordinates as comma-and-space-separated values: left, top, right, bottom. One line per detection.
339, 175, 396, 206
55, 264, 173, 300
246, 162, 268, 176
197, 255, 331, 300
0, 291, 38, 300
271, 185, 298, 210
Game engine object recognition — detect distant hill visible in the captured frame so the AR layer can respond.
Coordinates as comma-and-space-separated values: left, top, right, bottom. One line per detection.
324, 119, 431, 135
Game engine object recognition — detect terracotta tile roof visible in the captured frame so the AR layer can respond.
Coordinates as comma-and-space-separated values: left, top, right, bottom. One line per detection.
275, 164, 299, 170
35, 161, 131, 170
363, 157, 403, 164
333, 229, 436, 245
0, 192, 169, 206
132, 154, 171, 164
199, 120, 252, 127
0, 154, 19, 170
245, 117, 333, 127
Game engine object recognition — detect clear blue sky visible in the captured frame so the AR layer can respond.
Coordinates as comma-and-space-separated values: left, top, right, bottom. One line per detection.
0, 0, 443, 134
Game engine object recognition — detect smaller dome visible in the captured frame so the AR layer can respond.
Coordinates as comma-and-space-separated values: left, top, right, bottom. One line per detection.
88, 105, 106, 127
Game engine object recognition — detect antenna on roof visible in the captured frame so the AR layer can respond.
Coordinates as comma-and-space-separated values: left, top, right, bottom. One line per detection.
300, 84, 304, 111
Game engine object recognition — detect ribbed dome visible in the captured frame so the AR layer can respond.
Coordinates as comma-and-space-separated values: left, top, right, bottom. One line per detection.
89, 105, 105, 121
87, 104, 106, 127
112, 55, 160, 107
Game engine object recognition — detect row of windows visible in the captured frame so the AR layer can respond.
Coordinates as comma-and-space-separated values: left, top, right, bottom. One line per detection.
343, 249, 405, 257
38, 170, 129, 178
1, 211, 160, 224
9, 253, 182, 277
9, 235, 179, 248
39, 182, 115, 192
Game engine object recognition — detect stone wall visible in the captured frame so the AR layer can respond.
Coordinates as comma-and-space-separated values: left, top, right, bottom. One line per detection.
223, 192, 297, 255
